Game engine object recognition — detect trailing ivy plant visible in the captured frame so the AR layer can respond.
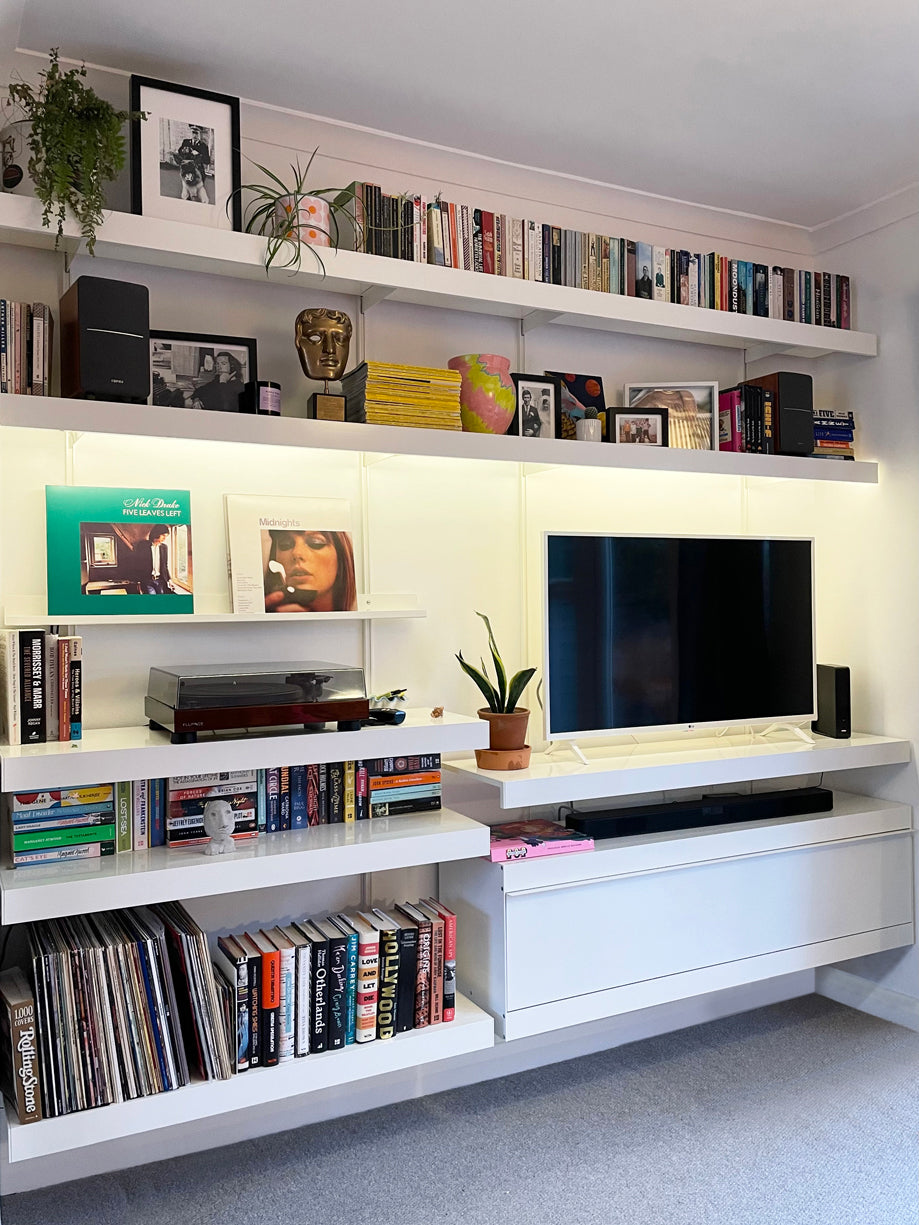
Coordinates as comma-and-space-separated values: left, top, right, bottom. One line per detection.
7, 48, 145, 254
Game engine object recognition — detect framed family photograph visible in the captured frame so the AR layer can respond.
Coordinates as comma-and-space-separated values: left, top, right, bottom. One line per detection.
623, 382, 718, 450
510, 374, 562, 439
130, 76, 241, 230
151, 331, 257, 411
614, 410, 668, 446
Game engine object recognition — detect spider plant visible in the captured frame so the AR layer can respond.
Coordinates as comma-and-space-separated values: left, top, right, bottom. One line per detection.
456, 611, 536, 713
229, 148, 360, 276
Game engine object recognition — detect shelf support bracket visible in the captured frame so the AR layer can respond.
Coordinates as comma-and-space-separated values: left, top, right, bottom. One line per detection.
361, 285, 395, 313
521, 310, 563, 335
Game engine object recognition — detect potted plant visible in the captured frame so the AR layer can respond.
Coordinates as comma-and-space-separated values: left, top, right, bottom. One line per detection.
456, 611, 536, 770
7, 48, 144, 254
231, 149, 364, 276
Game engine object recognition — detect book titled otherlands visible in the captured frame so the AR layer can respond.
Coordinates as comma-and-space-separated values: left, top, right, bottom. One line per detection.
45, 486, 194, 616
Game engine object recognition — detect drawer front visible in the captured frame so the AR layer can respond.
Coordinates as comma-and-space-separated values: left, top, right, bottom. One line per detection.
505, 834, 913, 1011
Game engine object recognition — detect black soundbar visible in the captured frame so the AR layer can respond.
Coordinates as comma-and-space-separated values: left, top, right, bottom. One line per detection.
564, 786, 834, 840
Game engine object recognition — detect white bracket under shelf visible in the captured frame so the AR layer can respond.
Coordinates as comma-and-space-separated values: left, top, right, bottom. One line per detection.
361, 284, 395, 312
521, 310, 564, 334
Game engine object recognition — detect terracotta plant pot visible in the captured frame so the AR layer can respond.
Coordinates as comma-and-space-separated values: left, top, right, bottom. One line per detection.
474, 745, 532, 771
475, 706, 530, 754
447, 353, 516, 434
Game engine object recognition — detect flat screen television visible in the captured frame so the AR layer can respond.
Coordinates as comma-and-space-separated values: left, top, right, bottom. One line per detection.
544, 533, 815, 740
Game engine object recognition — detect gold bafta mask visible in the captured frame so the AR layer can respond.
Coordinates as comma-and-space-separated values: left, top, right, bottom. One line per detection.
295, 308, 353, 388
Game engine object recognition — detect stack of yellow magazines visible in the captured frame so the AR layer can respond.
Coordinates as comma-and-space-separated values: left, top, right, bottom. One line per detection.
341, 361, 462, 430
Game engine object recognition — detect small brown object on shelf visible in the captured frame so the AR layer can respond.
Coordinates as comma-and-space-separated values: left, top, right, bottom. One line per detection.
475, 745, 531, 771
431, 706, 444, 719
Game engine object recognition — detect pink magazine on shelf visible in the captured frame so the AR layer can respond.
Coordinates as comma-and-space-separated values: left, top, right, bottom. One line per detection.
488, 818, 594, 862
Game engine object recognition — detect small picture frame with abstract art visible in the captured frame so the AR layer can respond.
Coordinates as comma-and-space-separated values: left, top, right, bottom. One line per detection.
623, 382, 718, 450
510, 374, 562, 439
544, 372, 605, 440
614, 409, 668, 446
130, 76, 241, 230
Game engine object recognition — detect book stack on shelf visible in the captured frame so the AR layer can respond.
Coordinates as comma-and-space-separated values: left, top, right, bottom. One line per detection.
0, 299, 52, 394
812, 408, 856, 461
7, 786, 117, 868
216, 897, 456, 1073
488, 818, 595, 862
718, 384, 776, 454
341, 361, 462, 430
2, 896, 457, 1121
338, 182, 853, 329
4, 757, 444, 865
0, 629, 83, 746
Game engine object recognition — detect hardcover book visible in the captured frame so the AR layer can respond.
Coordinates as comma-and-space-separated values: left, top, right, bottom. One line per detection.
0, 967, 43, 1123
224, 495, 356, 615
488, 818, 594, 861
45, 485, 193, 616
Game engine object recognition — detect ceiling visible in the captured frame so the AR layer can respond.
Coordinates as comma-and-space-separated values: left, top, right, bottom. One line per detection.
7, 0, 919, 228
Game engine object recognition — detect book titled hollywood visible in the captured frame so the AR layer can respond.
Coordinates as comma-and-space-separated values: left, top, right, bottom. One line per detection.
488, 818, 594, 861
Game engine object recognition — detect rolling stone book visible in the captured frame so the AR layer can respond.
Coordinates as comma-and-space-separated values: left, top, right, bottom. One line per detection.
45, 485, 194, 616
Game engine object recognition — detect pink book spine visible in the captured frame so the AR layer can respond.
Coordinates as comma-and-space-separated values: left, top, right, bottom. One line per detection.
489, 837, 594, 862
719, 389, 742, 452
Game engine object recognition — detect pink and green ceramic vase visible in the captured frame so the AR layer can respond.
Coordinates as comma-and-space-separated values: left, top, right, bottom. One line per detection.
447, 353, 516, 434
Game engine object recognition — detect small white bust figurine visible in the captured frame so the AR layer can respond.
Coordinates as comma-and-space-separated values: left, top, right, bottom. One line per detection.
202, 798, 236, 856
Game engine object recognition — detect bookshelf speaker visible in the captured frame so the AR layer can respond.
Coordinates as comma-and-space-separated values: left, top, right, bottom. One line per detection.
60, 275, 150, 403
811, 664, 851, 739
744, 371, 814, 456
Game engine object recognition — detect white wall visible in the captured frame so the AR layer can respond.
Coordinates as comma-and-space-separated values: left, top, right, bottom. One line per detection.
1, 47, 916, 1190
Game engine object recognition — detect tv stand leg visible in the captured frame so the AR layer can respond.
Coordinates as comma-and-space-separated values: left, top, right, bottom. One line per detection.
545, 740, 589, 765
758, 722, 815, 745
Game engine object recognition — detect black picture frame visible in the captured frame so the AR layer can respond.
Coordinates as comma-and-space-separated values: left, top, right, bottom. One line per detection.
150, 330, 257, 412
130, 75, 242, 231
613, 408, 669, 447
510, 373, 563, 439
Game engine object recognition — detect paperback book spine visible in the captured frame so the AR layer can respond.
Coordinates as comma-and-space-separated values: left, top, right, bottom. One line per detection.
132, 779, 149, 850
306, 763, 320, 826
259, 943, 280, 1067
266, 767, 280, 833
19, 629, 44, 744
354, 925, 379, 1043
343, 760, 356, 823
67, 637, 82, 740
317, 762, 329, 824
0, 629, 20, 746
43, 631, 59, 742
276, 941, 295, 1063
289, 765, 307, 830
375, 923, 399, 1040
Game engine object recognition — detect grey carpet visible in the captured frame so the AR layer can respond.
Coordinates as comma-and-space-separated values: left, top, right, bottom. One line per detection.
6, 994, 918, 1225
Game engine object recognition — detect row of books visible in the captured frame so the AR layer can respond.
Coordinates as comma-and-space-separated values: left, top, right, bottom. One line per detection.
0, 630, 83, 746
216, 897, 456, 1074
0, 299, 53, 395
2, 894, 457, 1123
812, 409, 857, 461
5, 756, 443, 865
718, 384, 777, 455
17, 901, 231, 1121
338, 185, 853, 328
341, 361, 462, 431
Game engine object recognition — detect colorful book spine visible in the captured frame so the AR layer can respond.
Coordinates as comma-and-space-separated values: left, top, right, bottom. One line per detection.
278, 766, 291, 831
19, 629, 44, 744
343, 760, 356, 823
132, 779, 149, 850
0, 629, 21, 746
116, 780, 132, 852
353, 920, 379, 1043
289, 765, 307, 830
374, 920, 399, 1040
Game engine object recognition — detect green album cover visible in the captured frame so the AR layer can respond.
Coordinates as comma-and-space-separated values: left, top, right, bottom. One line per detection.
46, 486, 194, 616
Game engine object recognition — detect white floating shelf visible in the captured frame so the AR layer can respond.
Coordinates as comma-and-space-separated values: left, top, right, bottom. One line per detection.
0, 708, 488, 790
5, 992, 494, 1162
489, 791, 912, 890
0, 195, 876, 360
0, 807, 489, 925
445, 731, 911, 808
2, 594, 423, 627
0, 393, 877, 484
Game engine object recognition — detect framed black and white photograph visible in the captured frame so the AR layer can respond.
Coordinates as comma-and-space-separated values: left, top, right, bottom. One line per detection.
623, 382, 718, 450
510, 373, 562, 439
614, 410, 668, 446
150, 331, 256, 412
130, 76, 241, 230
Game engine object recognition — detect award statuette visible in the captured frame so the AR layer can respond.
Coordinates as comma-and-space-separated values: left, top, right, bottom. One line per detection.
295, 307, 352, 421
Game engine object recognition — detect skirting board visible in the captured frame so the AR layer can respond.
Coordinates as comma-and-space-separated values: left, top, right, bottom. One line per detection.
815, 966, 919, 1031
1, 969, 814, 1195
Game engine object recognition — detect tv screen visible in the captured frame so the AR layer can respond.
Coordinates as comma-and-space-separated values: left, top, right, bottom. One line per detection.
545, 534, 815, 739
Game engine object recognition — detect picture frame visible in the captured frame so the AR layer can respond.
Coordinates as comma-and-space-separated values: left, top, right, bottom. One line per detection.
510, 374, 562, 439
623, 382, 718, 450
614, 409, 668, 447
544, 371, 606, 440
130, 75, 242, 231
150, 331, 257, 412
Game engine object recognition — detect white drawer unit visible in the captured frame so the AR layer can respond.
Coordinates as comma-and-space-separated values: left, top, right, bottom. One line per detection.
440, 792, 914, 1040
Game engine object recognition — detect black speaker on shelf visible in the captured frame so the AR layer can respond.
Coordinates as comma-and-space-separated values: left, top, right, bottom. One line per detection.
59, 275, 150, 403
811, 663, 851, 739
744, 371, 814, 456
